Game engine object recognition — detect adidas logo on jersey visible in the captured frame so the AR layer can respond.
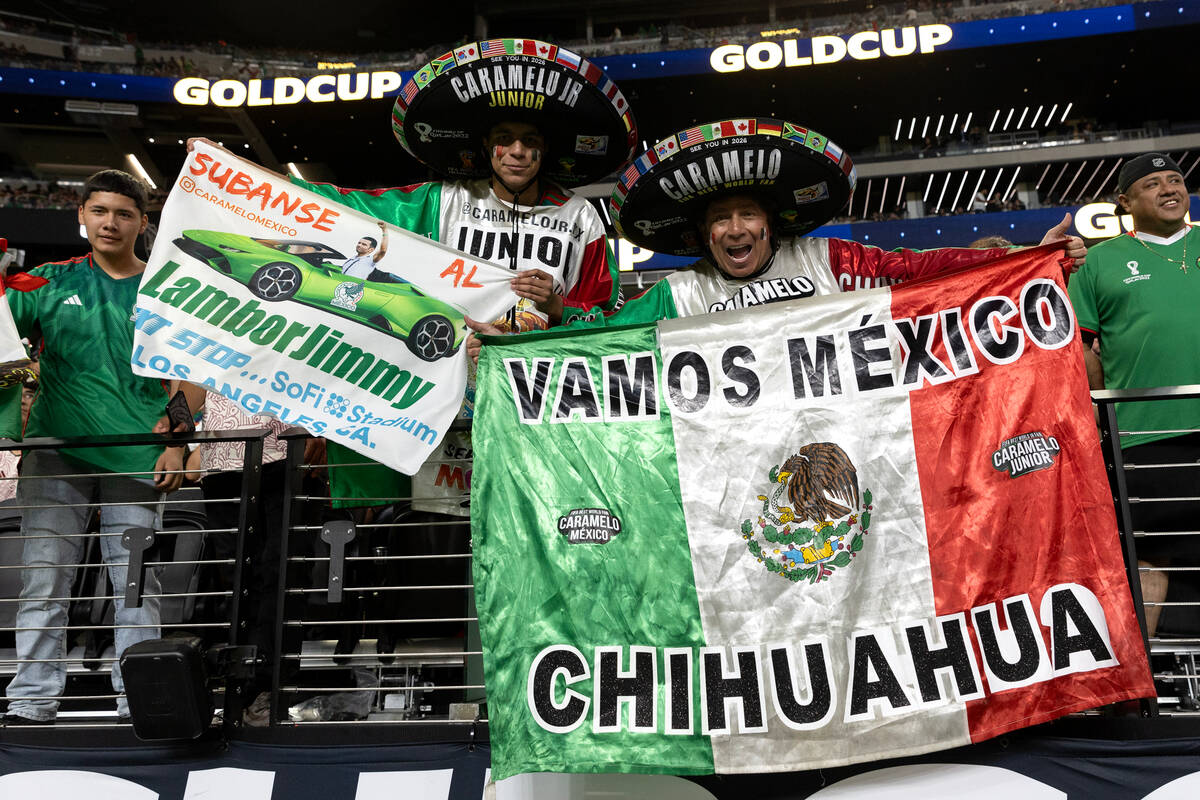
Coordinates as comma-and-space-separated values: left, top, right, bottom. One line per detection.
62, 295, 82, 306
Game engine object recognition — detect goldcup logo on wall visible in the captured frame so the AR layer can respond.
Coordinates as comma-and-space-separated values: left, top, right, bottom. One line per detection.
710, 24, 953, 73
173, 72, 404, 107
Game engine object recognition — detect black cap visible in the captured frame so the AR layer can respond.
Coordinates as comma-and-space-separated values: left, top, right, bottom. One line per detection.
1117, 153, 1183, 195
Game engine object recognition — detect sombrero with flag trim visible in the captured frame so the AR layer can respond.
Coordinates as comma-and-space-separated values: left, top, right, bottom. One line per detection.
611, 117, 856, 256
391, 38, 637, 187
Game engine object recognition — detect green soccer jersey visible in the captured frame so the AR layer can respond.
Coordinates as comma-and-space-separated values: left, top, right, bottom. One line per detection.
9, 254, 169, 475
1068, 227, 1200, 448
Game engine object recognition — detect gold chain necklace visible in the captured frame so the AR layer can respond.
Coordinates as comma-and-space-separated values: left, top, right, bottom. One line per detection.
1133, 227, 1193, 274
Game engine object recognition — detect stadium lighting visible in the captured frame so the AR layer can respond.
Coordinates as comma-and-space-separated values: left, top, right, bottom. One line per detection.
125, 154, 157, 190
962, 111, 972, 134
1060, 102, 1073, 122
1060, 161, 1087, 203
896, 176, 906, 211
935, 172, 951, 213
879, 177, 889, 214
949, 171, 969, 214
1029, 105, 1044, 128
988, 109, 1000, 133
935, 114, 944, 138
1045, 104, 1058, 127
1002, 108, 1014, 132
598, 200, 612, 226
923, 173, 934, 202
969, 170, 986, 208
895, 118, 902, 141
908, 117, 916, 139
1035, 163, 1052, 190
921, 116, 930, 139
1046, 163, 1069, 199
1016, 106, 1029, 130
987, 168, 1003, 201
1075, 160, 1106, 202
949, 113, 959, 133
1096, 158, 1123, 199
287, 162, 306, 181
862, 180, 872, 220
1002, 166, 1021, 203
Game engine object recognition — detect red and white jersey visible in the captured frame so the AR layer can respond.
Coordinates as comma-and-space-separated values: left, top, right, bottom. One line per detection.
665, 237, 1009, 317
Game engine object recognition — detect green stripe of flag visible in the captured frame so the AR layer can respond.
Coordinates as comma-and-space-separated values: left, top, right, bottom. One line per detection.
473, 323, 714, 779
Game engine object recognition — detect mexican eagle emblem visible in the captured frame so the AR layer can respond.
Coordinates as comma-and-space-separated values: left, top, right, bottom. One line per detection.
740, 442, 874, 584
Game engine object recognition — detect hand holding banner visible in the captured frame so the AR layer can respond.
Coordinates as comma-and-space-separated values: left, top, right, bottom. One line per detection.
132, 142, 516, 473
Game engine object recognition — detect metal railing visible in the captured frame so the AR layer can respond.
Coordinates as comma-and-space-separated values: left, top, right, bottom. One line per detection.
0, 428, 265, 726
3, 390, 1199, 736
1094, 384, 1200, 716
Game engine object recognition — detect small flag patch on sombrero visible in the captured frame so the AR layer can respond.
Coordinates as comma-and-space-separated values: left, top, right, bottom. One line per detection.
610, 117, 856, 256
392, 39, 637, 187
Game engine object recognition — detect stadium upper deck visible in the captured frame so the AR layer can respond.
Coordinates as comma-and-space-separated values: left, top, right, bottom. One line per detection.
0, 0, 1196, 258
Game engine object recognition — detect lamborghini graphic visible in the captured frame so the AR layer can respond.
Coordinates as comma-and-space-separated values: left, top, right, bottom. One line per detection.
173, 230, 463, 361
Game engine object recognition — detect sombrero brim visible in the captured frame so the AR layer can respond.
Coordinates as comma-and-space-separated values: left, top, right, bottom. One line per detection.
391, 39, 637, 187
611, 118, 856, 255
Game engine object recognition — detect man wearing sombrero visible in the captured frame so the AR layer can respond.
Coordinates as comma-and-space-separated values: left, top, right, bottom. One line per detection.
473, 117, 1082, 332
291, 40, 641, 657
300, 38, 636, 332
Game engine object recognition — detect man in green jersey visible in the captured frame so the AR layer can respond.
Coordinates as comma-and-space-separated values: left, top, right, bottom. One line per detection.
3, 169, 188, 723
1068, 152, 1200, 636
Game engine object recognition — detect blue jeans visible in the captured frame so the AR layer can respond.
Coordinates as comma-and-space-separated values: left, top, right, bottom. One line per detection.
5, 450, 163, 720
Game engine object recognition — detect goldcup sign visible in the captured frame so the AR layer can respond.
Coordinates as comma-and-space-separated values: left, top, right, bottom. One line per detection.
711, 24, 953, 72
173, 72, 403, 107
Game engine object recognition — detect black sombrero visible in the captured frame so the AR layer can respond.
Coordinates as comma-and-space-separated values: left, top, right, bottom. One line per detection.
611, 118, 856, 255
391, 39, 637, 187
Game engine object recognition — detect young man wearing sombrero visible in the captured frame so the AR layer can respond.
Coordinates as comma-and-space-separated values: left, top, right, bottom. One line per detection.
473, 117, 1082, 341
300, 39, 636, 332
287, 40, 641, 661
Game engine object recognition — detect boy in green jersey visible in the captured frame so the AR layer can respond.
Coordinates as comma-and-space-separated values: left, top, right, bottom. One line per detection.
3, 170, 189, 723
1068, 152, 1200, 636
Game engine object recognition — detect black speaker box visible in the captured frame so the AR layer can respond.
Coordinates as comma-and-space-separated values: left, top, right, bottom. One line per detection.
120, 636, 213, 740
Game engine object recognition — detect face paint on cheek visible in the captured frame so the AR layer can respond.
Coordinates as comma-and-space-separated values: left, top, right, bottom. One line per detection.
493, 145, 505, 159
530, 149, 541, 162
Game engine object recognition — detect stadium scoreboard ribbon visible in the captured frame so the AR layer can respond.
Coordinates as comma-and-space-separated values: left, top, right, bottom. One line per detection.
472, 245, 1154, 779
132, 142, 516, 473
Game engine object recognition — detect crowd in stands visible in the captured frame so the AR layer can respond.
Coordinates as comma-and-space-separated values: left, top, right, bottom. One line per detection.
0, 181, 167, 211
0, 181, 82, 210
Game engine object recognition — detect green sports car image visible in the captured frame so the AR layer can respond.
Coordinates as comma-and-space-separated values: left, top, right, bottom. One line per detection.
172, 229, 463, 361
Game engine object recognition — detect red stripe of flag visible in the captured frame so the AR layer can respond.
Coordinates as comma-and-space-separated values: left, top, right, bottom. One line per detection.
579, 59, 604, 84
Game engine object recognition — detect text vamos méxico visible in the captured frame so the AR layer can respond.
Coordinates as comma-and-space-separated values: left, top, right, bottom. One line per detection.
502, 277, 1075, 425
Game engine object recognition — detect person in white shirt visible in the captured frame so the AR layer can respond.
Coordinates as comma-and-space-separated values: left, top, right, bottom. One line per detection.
339, 221, 388, 280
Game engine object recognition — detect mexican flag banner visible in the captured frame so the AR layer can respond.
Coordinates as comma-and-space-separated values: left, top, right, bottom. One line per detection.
472, 245, 1154, 779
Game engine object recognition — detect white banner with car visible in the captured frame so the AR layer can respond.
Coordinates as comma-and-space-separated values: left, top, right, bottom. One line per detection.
132, 142, 516, 473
